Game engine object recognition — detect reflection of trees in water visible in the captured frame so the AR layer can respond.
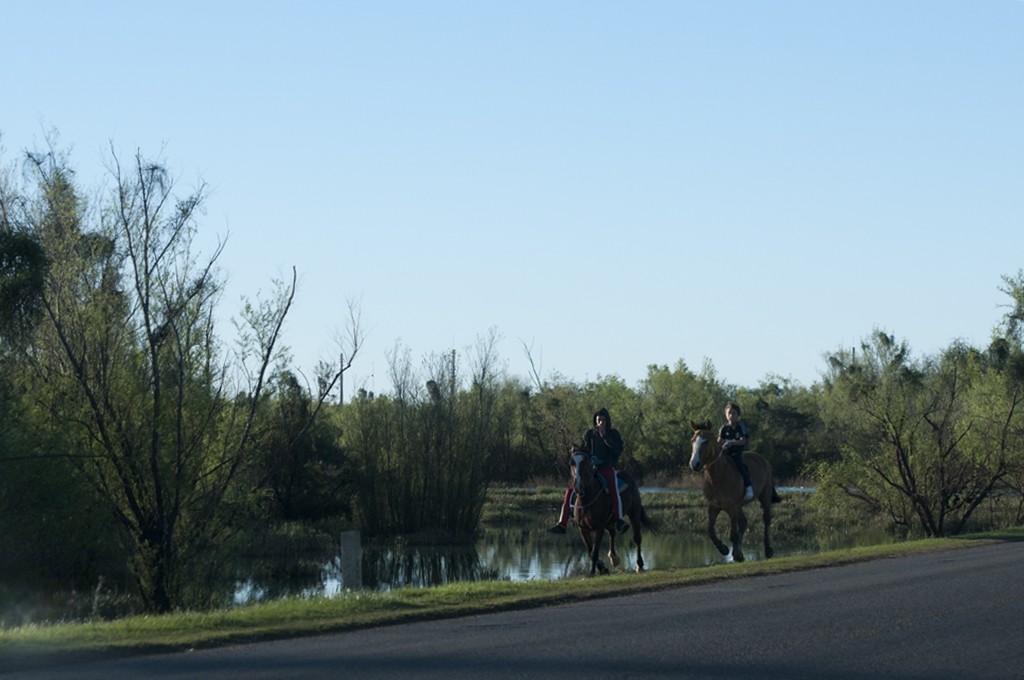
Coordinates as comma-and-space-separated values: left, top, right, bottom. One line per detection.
233, 555, 343, 605
362, 544, 498, 590
228, 523, 895, 604
474, 526, 800, 575
477, 527, 588, 580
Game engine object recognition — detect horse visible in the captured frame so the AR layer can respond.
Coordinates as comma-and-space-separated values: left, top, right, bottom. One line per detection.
569, 451, 656, 576
688, 420, 781, 562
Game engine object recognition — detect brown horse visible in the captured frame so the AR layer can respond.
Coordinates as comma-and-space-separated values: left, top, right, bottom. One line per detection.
688, 420, 780, 562
569, 451, 655, 576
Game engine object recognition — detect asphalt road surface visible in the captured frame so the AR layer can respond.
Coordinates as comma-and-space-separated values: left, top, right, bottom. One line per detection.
4, 540, 1022, 680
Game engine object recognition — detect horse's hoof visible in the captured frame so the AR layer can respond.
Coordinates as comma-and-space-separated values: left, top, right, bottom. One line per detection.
716, 544, 730, 556
609, 553, 622, 568
732, 552, 745, 563
635, 565, 645, 573
765, 547, 774, 559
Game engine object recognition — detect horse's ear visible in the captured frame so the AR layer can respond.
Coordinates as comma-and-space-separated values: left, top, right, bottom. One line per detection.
689, 420, 700, 431
703, 419, 712, 430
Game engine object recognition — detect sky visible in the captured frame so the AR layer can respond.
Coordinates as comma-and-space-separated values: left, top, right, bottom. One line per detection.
3, 1, 1023, 397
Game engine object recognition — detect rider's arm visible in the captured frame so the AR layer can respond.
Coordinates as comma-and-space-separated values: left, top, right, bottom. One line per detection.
570, 429, 593, 454
735, 423, 749, 448
605, 429, 624, 458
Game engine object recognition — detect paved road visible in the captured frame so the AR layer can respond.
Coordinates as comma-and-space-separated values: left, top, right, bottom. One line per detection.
5, 540, 1023, 679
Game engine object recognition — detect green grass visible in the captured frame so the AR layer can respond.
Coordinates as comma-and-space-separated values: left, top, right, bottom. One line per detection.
2, 527, 1021, 670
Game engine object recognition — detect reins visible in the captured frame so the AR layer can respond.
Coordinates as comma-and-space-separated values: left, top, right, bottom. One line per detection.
696, 433, 725, 469
570, 454, 610, 514
571, 492, 604, 511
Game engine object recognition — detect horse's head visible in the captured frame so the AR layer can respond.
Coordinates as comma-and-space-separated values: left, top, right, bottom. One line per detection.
688, 419, 716, 472
570, 451, 594, 496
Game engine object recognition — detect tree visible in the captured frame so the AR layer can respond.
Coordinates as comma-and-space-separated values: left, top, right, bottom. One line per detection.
0, 148, 49, 348
346, 333, 504, 538
520, 379, 589, 481
634, 360, 727, 477
981, 270, 1024, 522
819, 330, 1009, 537
255, 371, 353, 522
737, 377, 826, 481
0, 390, 128, 606
16, 144, 294, 612
0, 231, 47, 347
487, 376, 540, 483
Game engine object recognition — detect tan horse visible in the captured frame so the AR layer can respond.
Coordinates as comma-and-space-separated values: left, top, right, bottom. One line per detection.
569, 452, 656, 576
688, 420, 781, 562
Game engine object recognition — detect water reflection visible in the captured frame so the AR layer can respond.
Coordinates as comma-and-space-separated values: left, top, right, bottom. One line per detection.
233, 522, 888, 604
231, 487, 892, 604
361, 543, 500, 590
234, 555, 345, 605
480, 526, 807, 580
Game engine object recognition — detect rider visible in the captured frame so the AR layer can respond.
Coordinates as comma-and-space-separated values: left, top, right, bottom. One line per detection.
719, 401, 754, 501
547, 407, 630, 535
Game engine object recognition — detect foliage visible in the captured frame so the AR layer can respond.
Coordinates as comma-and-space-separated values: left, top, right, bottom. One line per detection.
3, 135, 1024, 621
981, 270, 1024, 523
0, 153, 49, 349
0, 231, 47, 347
737, 377, 828, 480
0, 142, 297, 613
485, 377, 539, 483
0, 367, 131, 606
633, 360, 726, 476
253, 371, 353, 522
344, 334, 503, 538
517, 378, 591, 482
818, 329, 1018, 537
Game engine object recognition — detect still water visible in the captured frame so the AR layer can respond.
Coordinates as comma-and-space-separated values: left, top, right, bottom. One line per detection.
233, 528, 735, 604
233, 489, 890, 604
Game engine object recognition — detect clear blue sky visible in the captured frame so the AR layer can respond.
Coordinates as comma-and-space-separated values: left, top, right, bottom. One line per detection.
4, 1, 1022, 395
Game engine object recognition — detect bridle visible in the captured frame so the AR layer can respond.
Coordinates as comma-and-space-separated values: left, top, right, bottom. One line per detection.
691, 431, 724, 471
571, 452, 604, 510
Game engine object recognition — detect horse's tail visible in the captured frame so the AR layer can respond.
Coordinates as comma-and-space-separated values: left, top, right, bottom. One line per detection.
771, 486, 782, 504
639, 506, 658, 533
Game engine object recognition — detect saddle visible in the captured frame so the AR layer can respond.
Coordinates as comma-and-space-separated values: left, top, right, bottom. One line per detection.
595, 470, 629, 494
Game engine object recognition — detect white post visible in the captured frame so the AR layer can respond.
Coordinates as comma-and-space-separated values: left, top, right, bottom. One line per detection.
339, 530, 362, 590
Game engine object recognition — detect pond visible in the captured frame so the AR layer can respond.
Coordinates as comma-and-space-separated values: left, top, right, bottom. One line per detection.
232, 488, 892, 605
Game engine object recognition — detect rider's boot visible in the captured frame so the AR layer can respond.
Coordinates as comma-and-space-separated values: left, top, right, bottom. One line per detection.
548, 488, 572, 533
612, 479, 630, 533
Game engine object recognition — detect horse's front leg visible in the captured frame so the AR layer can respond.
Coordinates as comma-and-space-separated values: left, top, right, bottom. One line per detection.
729, 509, 749, 562
606, 527, 621, 568
707, 506, 729, 556
577, 526, 597, 576
590, 528, 609, 575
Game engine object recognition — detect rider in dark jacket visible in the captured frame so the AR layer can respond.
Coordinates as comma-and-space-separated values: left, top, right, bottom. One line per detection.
719, 401, 754, 501
548, 407, 630, 535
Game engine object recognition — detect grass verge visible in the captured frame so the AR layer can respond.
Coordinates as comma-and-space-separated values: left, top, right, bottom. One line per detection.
2, 526, 1021, 671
